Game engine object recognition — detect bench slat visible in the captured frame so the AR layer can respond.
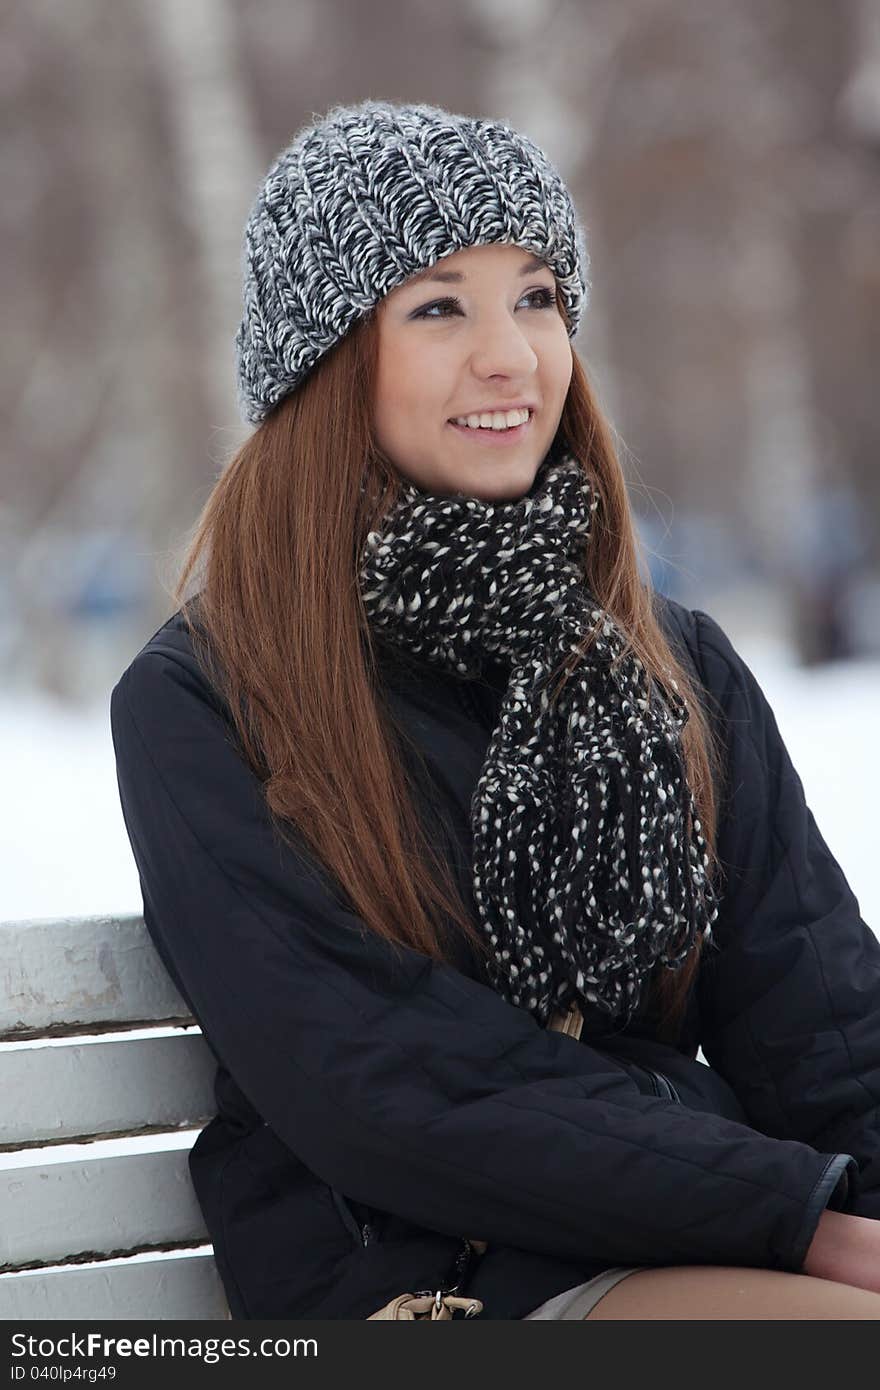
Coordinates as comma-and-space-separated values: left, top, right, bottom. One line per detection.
0, 1252, 230, 1320
1, 1147, 208, 1268
0, 914, 191, 1038
3, 1033, 217, 1146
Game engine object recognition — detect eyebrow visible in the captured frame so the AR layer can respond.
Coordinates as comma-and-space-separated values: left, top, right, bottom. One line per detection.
403, 252, 551, 288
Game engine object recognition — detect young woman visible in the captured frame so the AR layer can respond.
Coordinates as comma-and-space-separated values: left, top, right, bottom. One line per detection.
110, 99, 880, 1319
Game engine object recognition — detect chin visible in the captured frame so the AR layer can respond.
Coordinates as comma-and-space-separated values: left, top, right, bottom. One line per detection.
487, 467, 542, 500
471, 480, 535, 504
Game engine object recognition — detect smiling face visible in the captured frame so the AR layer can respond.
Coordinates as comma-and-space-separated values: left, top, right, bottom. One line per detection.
371, 242, 573, 502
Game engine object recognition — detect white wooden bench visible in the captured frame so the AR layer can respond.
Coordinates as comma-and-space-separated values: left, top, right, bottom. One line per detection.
0, 912, 231, 1320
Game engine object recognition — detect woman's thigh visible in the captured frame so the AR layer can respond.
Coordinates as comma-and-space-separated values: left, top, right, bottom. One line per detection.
585, 1265, 880, 1319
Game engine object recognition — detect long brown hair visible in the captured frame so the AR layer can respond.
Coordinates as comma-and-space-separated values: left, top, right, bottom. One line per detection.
170, 289, 726, 1044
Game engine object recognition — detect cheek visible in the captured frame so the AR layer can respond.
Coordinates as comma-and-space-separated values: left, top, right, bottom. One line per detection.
376, 339, 437, 415
544, 325, 574, 379
542, 345, 573, 407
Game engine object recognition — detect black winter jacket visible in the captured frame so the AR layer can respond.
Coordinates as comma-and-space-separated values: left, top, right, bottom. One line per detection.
109, 592, 880, 1319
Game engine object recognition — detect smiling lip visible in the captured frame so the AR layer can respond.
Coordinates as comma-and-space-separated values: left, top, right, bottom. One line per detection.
448, 410, 534, 445
450, 402, 536, 416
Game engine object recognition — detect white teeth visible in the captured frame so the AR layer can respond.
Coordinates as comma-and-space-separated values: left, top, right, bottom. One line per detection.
451, 407, 531, 431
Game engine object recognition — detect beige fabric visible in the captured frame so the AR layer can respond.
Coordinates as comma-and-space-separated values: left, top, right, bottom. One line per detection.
523, 1266, 648, 1319
367, 1291, 484, 1319
548, 1000, 585, 1040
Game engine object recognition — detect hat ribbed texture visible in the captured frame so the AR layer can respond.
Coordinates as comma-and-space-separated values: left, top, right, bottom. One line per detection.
234, 98, 590, 425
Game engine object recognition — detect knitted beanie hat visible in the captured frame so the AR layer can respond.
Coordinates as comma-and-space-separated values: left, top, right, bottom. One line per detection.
234, 98, 590, 426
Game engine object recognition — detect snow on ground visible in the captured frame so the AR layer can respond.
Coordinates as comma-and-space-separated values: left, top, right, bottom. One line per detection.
1, 639, 878, 936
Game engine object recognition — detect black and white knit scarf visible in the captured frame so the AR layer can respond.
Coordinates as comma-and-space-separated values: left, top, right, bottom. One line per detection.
358, 451, 719, 1032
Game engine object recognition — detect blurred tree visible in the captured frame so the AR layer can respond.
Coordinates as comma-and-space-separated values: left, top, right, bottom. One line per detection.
3, 0, 878, 697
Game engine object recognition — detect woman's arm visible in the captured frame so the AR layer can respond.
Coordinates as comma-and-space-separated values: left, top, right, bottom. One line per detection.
109, 637, 855, 1275
691, 608, 880, 1217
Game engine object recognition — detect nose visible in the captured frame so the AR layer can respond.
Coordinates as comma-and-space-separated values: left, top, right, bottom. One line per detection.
468, 311, 539, 378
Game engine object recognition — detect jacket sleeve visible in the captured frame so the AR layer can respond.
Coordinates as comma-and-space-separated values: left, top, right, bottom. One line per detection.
109, 643, 858, 1273
692, 608, 880, 1221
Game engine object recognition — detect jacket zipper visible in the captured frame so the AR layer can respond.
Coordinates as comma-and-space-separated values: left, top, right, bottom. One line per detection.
329, 1186, 372, 1247
412, 1236, 482, 1300
330, 1186, 479, 1303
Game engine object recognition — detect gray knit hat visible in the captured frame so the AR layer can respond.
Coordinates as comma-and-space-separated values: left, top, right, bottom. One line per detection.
234, 98, 590, 426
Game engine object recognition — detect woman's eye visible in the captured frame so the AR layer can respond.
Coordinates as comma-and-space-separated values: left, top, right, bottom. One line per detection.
413, 287, 556, 319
